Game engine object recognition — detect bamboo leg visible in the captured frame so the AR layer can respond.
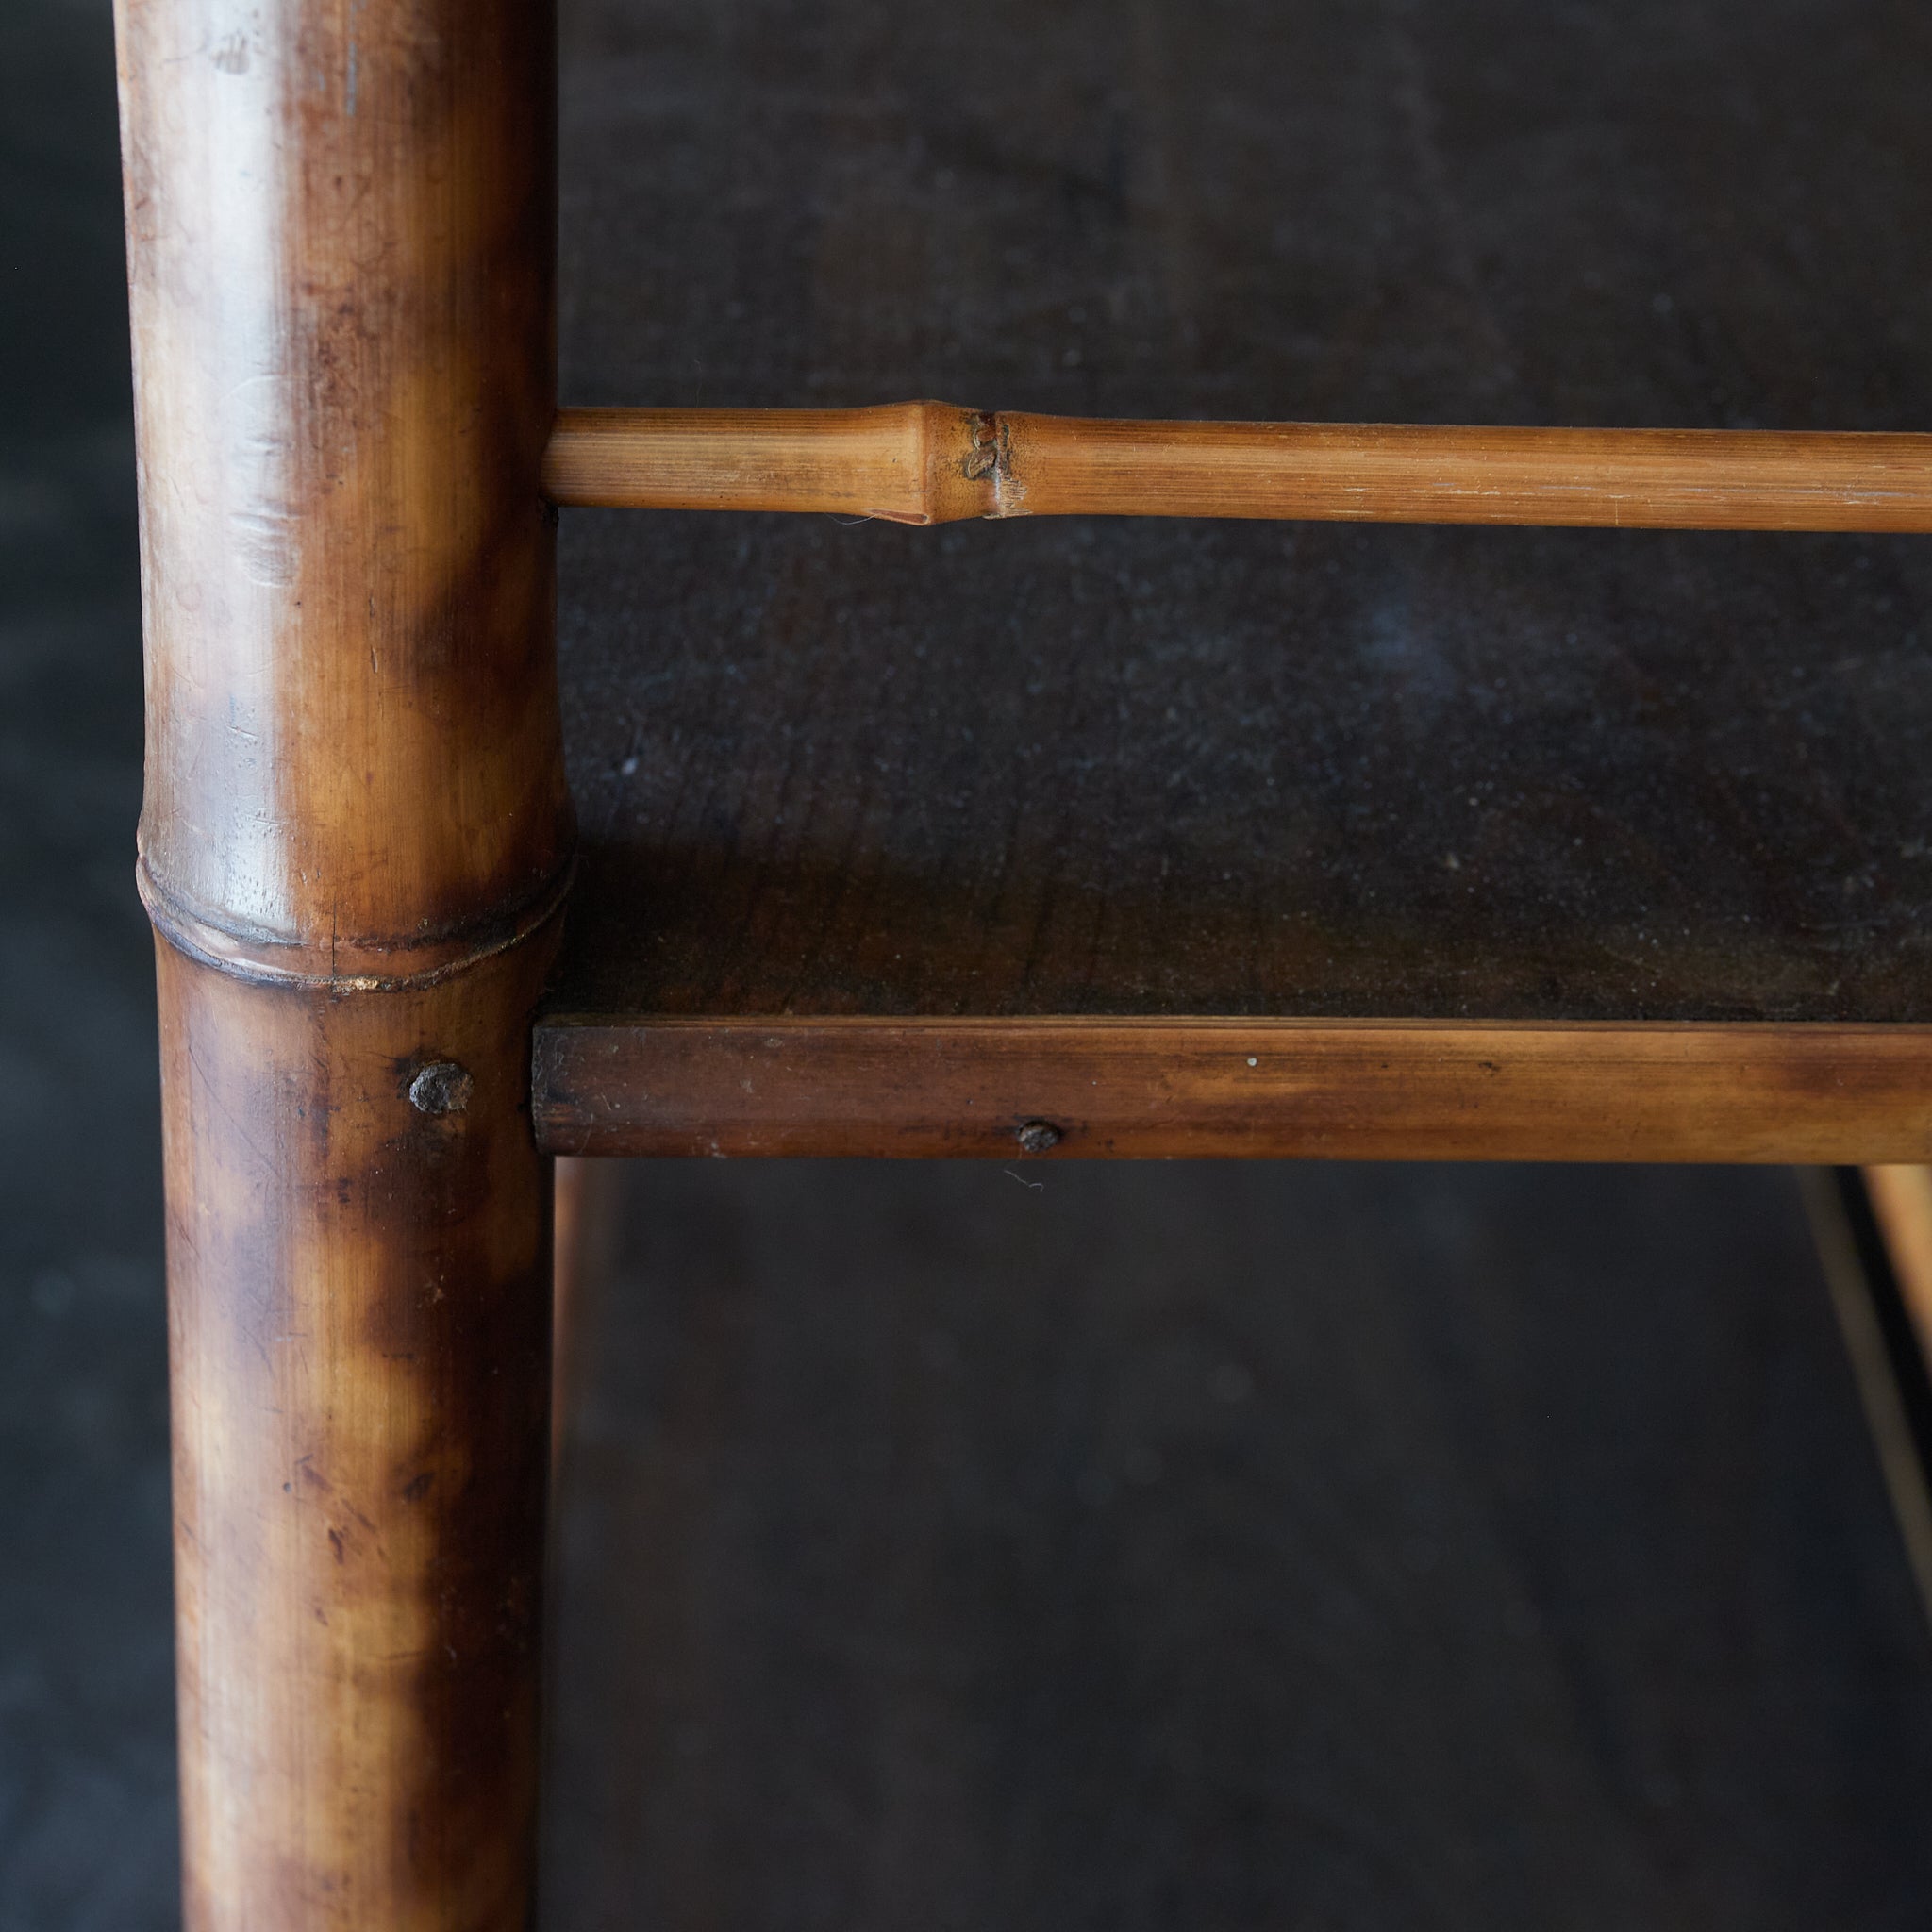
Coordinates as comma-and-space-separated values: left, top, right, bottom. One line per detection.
1803, 1171, 1932, 1624
1863, 1166, 1932, 1376
158, 937, 559, 1927
553, 1158, 622, 1469
114, 0, 570, 1924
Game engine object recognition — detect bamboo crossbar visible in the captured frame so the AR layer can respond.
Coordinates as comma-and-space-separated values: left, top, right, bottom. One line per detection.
543, 402, 1932, 532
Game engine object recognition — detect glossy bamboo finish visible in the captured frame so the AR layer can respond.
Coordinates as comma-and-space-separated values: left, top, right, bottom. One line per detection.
120, 0, 569, 969
532, 1018, 1932, 1163
115, 0, 568, 1924
544, 404, 1932, 532
159, 932, 556, 1931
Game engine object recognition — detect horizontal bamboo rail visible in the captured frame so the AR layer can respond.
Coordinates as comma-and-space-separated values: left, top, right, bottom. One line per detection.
543, 403, 1932, 531
532, 1016, 1932, 1163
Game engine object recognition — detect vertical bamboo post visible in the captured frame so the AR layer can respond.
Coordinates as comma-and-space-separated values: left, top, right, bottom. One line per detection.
113, 1, 570, 1926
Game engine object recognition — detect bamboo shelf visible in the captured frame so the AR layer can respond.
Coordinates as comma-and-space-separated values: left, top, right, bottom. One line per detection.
536, 0, 1932, 1165
113, 0, 1932, 1918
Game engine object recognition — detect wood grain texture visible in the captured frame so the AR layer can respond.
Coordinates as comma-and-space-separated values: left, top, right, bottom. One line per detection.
532, 1018, 1932, 1162
115, 0, 568, 1924
553, 0, 1932, 1036
547, 407, 1932, 532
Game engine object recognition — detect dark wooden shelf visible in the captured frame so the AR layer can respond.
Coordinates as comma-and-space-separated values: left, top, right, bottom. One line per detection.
541, 0, 1932, 1158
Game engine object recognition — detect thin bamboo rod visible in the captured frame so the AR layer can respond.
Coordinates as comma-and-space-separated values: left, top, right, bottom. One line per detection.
543, 402, 1932, 532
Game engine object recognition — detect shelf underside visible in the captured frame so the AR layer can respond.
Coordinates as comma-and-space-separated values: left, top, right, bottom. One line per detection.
545, 0, 1932, 1157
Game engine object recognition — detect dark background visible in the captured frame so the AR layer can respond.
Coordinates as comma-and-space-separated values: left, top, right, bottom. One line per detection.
7, 2, 1932, 1927
1, 0, 177, 1924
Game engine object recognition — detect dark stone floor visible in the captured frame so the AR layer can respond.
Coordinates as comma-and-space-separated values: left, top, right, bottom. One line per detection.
6, 4, 1932, 1928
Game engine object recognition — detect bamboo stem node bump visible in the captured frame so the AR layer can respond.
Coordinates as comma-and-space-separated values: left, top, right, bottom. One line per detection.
542, 402, 1932, 533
